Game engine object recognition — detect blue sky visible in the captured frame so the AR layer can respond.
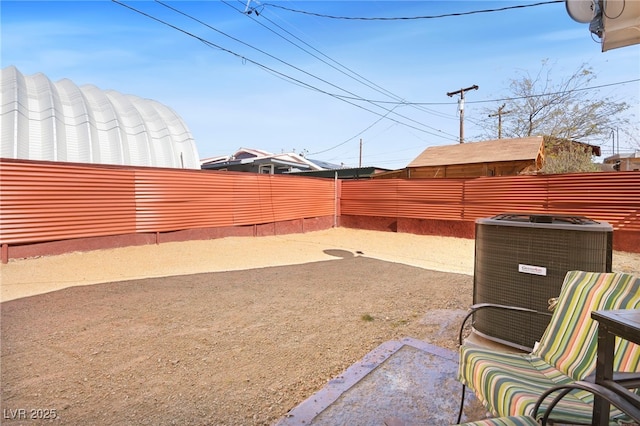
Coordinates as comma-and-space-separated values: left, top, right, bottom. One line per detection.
2, 1, 639, 169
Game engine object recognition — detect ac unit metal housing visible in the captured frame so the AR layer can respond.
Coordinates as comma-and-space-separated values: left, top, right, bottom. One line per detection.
473, 213, 612, 351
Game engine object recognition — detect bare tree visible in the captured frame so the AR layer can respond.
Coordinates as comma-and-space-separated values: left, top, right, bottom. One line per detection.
619, 122, 640, 151
479, 60, 630, 142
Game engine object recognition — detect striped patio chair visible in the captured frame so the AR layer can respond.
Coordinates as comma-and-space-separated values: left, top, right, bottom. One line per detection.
456, 381, 640, 426
457, 271, 640, 425
458, 417, 538, 426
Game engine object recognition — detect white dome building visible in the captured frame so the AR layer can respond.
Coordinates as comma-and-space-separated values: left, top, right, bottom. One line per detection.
1, 66, 200, 169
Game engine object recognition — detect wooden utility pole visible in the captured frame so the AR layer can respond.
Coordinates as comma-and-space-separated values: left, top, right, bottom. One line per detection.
447, 85, 478, 143
488, 103, 511, 139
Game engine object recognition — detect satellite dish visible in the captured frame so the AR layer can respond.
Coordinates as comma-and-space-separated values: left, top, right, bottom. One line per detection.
566, 0, 596, 23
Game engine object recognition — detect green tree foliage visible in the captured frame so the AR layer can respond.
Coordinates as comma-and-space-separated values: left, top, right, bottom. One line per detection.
479, 60, 630, 142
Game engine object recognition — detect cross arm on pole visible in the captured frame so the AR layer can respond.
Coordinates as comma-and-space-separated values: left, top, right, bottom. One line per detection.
446, 85, 479, 143
447, 85, 479, 97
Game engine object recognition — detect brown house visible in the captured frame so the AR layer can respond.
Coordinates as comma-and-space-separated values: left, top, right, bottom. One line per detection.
376, 136, 545, 179
374, 136, 602, 179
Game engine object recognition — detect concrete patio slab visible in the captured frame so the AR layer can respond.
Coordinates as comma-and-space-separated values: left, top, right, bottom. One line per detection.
276, 337, 483, 426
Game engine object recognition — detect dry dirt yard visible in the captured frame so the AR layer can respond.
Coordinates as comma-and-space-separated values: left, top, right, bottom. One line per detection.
1, 229, 639, 425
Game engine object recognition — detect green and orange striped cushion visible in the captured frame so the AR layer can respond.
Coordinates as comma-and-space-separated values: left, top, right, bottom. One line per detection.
456, 416, 539, 426
458, 271, 640, 424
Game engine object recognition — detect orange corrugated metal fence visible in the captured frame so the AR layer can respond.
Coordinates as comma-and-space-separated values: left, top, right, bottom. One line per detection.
341, 172, 640, 231
340, 179, 467, 220
0, 159, 336, 245
1, 161, 137, 244
546, 173, 640, 229
1, 158, 639, 249
464, 175, 549, 218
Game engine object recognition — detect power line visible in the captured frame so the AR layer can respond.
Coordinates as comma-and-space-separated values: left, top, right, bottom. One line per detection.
225, 0, 399, 100
155, 0, 366, 101
117, 0, 628, 143
113, 1, 352, 100
324, 78, 640, 106
261, 1, 563, 21
112, 0, 636, 162
229, 0, 456, 122
308, 104, 403, 155
465, 78, 640, 104
112, 0, 456, 141
152, 0, 457, 139
221, 0, 457, 135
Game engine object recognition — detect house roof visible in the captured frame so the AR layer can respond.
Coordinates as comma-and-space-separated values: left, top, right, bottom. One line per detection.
604, 151, 640, 162
291, 166, 392, 179
201, 148, 329, 171
407, 136, 544, 168
307, 158, 342, 170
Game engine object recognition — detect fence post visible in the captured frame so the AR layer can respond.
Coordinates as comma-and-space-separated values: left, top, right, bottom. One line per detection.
334, 171, 338, 228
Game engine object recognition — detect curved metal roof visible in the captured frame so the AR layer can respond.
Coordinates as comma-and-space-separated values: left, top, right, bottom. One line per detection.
1, 66, 200, 169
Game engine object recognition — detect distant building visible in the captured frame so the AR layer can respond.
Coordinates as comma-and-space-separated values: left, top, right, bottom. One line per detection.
603, 151, 640, 171
290, 166, 392, 179
201, 148, 341, 174
374, 136, 601, 179
375, 137, 545, 179
1, 66, 200, 169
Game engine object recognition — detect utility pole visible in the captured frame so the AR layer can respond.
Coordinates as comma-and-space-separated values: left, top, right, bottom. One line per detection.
447, 85, 478, 143
359, 138, 363, 168
488, 103, 511, 139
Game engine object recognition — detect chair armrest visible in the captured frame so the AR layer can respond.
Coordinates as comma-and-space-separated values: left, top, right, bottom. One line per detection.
533, 381, 640, 425
458, 303, 552, 346
584, 372, 640, 389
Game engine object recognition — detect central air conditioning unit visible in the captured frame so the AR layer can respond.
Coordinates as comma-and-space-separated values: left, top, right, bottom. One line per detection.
473, 213, 612, 351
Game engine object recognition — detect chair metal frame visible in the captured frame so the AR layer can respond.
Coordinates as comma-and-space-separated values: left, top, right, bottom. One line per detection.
456, 303, 552, 424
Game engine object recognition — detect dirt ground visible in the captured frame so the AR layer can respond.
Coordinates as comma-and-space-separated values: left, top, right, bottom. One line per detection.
1, 229, 639, 425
